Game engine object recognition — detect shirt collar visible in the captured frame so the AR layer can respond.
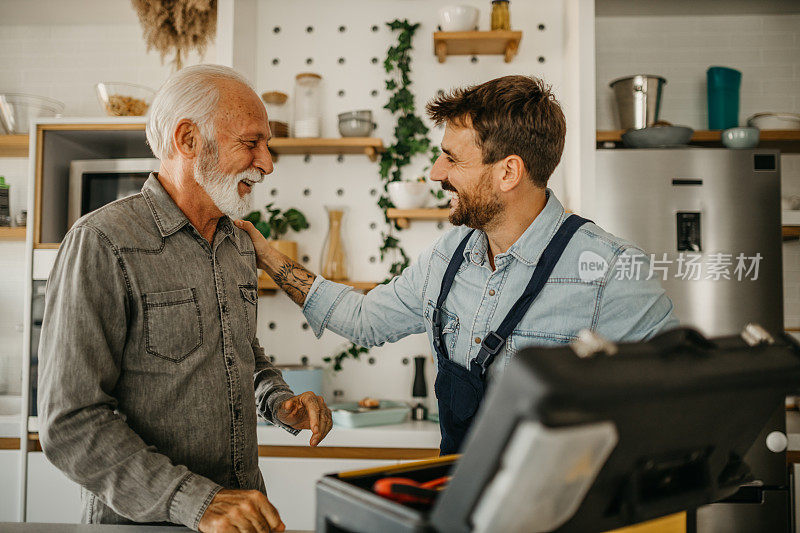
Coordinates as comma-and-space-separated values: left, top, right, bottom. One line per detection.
462, 188, 567, 267
141, 173, 191, 237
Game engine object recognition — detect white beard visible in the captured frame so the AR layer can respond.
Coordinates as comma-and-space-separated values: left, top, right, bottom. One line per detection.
193, 140, 263, 219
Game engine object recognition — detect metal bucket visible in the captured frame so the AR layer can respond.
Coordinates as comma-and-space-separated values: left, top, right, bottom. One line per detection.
609, 75, 667, 130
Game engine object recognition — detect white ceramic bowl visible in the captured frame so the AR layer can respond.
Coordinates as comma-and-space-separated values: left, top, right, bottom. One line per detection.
746, 113, 800, 130
388, 181, 430, 209
438, 5, 479, 32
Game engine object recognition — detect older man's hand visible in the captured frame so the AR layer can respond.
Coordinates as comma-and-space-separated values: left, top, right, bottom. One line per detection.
276, 391, 333, 447
199, 489, 285, 533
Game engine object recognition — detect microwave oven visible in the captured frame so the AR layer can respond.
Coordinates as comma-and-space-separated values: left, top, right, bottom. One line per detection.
68, 158, 160, 228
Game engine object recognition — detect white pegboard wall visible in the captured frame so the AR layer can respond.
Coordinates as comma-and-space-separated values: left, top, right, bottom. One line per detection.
251, 0, 568, 401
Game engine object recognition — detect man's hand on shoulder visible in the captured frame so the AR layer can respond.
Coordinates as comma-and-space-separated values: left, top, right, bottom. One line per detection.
276, 390, 333, 447
199, 489, 285, 533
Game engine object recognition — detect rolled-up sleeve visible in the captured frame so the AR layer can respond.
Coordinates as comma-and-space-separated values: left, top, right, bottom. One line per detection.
38, 226, 220, 529
252, 336, 298, 434
302, 245, 433, 346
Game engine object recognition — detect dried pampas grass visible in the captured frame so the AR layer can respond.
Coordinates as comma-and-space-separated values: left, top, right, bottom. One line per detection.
132, 0, 217, 71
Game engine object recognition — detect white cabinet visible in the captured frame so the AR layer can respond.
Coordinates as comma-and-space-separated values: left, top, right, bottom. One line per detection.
259, 457, 395, 531
0, 450, 20, 522
26, 451, 81, 523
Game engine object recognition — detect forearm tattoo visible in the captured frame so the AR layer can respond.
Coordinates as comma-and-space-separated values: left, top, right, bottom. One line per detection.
267, 258, 316, 306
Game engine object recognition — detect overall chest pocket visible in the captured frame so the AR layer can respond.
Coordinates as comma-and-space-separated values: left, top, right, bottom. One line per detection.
239, 284, 258, 341
143, 287, 203, 363
424, 300, 460, 357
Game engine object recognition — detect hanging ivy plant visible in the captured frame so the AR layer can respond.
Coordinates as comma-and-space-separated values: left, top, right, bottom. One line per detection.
324, 18, 440, 372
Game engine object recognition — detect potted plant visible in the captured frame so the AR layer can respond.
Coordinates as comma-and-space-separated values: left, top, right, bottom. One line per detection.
244, 203, 309, 288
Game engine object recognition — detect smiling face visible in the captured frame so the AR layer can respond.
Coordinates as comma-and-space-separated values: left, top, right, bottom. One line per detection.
429, 122, 503, 229
193, 79, 274, 218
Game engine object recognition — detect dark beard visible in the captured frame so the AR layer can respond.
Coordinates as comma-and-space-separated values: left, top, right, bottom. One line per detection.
445, 170, 503, 230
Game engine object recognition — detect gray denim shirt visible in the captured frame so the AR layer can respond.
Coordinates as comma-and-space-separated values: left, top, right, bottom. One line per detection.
38, 175, 296, 530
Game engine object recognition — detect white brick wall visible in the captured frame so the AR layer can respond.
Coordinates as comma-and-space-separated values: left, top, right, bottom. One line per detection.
0, 23, 213, 117
595, 14, 800, 130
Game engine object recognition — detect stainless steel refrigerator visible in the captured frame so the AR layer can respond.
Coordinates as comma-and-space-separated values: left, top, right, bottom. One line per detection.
593, 147, 788, 532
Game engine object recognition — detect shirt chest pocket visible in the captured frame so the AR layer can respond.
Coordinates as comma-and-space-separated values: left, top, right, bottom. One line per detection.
424, 300, 460, 357
143, 287, 203, 363
505, 330, 576, 366
239, 284, 258, 341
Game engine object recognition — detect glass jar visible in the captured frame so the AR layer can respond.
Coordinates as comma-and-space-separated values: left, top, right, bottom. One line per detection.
293, 72, 322, 138
261, 91, 289, 137
491, 0, 511, 30
320, 207, 348, 281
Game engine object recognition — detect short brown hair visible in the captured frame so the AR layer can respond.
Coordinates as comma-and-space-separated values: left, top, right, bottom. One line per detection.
426, 75, 566, 188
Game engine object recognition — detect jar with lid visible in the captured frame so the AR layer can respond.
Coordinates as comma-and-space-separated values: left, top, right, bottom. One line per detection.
491, 0, 511, 30
293, 72, 322, 138
261, 91, 289, 137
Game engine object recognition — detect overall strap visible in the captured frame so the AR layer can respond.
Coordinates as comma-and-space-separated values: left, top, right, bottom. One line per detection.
432, 230, 475, 359
472, 214, 591, 376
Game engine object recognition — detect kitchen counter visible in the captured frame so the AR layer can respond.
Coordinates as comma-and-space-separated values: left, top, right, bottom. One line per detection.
0, 524, 311, 533
9, 419, 441, 460
258, 419, 440, 448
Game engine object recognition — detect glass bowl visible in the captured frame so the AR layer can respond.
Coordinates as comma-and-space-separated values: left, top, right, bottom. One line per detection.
96, 82, 156, 117
0, 93, 64, 134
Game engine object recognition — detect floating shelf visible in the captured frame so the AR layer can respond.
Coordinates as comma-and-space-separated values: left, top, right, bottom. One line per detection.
387, 208, 450, 228
258, 275, 378, 293
0, 226, 27, 240
597, 129, 800, 153
784, 226, 800, 241
268, 137, 383, 161
433, 31, 522, 63
1, 134, 384, 161
0, 134, 29, 157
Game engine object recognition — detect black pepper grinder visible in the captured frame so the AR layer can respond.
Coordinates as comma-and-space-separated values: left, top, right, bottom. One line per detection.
411, 355, 428, 421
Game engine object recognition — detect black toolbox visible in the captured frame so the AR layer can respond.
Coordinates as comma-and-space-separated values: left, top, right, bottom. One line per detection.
316, 327, 800, 533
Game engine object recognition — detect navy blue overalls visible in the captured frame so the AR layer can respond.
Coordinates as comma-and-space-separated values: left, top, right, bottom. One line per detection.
433, 214, 590, 455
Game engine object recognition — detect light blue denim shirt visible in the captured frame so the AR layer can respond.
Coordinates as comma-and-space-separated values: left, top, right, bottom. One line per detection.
303, 190, 679, 379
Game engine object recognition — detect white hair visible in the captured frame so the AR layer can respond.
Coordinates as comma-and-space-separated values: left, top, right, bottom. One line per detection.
146, 64, 253, 160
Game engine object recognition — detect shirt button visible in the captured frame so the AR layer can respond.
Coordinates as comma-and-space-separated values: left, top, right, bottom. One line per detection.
475, 337, 481, 344
221, 304, 228, 313
488, 289, 496, 296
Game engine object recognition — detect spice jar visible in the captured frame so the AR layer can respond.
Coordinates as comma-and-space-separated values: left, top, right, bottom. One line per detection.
293, 72, 322, 138
261, 91, 289, 137
491, 0, 511, 30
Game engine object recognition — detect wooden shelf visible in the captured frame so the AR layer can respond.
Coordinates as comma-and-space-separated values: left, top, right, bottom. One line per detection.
597, 129, 800, 153
387, 208, 450, 228
258, 275, 379, 293
0, 134, 29, 157
268, 137, 383, 161
0, 226, 26, 240
433, 31, 522, 63
784, 226, 800, 241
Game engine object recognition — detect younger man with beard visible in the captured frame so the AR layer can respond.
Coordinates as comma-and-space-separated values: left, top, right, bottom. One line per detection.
38, 65, 332, 531
236, 75, 678, 455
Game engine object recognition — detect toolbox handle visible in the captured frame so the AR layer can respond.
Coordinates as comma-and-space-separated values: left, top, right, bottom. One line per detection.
645, 327, 716, 356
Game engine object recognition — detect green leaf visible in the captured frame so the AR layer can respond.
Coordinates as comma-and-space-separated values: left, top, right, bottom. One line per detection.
254, 220, 271, 239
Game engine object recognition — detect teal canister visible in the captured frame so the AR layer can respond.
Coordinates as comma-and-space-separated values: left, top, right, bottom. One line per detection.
707, 66, 742, 130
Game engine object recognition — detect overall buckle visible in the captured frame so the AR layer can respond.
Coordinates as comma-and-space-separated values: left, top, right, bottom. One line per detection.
475, 331, 506, 375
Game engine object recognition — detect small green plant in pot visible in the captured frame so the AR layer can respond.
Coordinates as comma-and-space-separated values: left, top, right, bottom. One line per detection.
244, 204, 309, 288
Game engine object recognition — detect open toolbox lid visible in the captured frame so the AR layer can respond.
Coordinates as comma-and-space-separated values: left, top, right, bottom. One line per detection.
421, 326, 800, 533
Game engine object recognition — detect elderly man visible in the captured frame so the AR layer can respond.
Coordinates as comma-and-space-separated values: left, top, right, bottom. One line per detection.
237, 75, 678, 456
38, 65, 331, 532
